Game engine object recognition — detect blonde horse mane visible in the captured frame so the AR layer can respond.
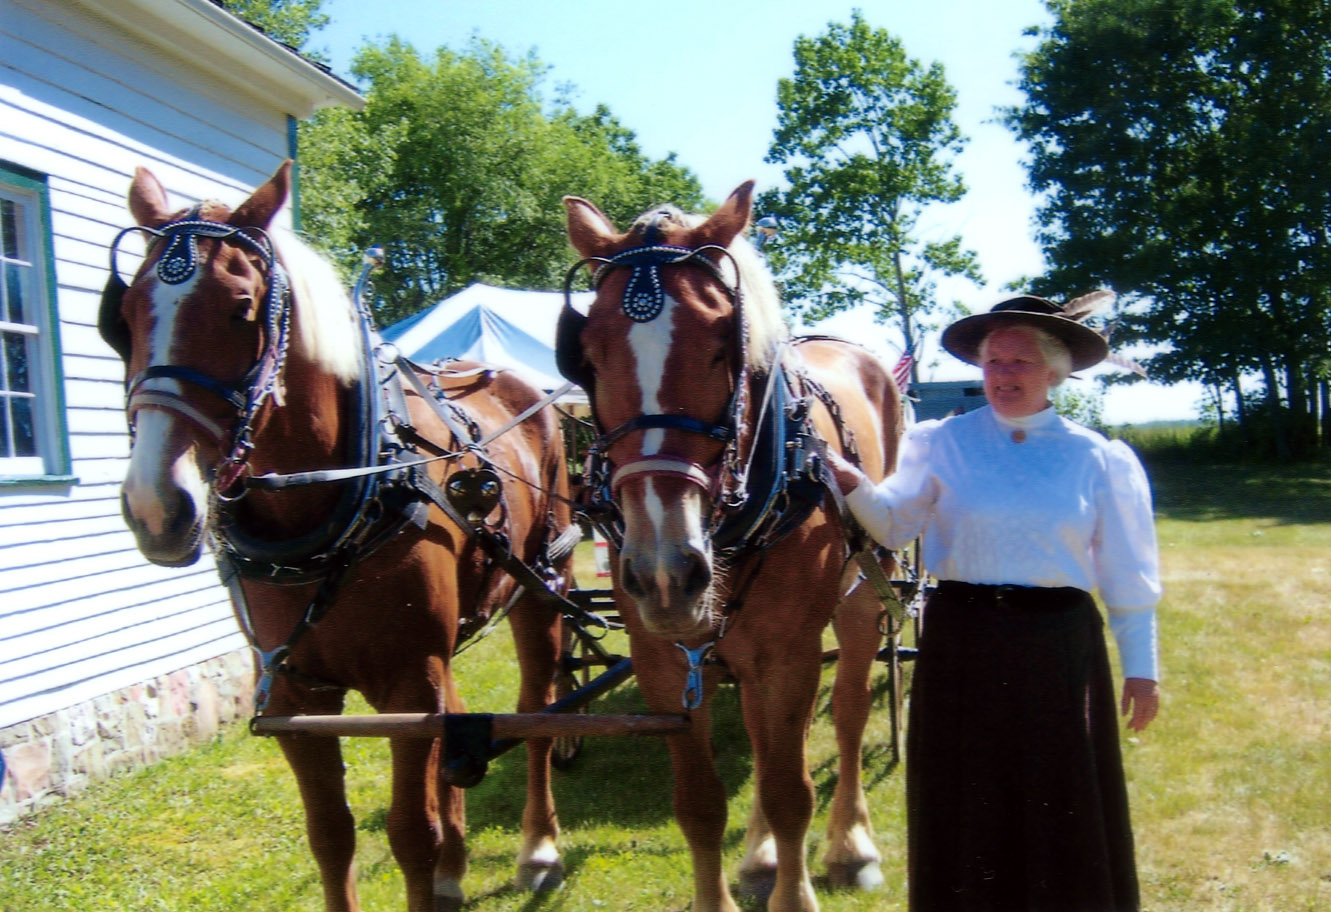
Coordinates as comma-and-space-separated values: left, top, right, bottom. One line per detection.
270, 229, 363, 385
667, 210, 790, 372
724, 228, 789, 373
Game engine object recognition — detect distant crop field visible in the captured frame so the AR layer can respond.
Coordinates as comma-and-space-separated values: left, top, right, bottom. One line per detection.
3, 457, 1328, 911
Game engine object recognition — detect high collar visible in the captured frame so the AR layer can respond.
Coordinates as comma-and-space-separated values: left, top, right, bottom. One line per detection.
991, 404, 1059, 431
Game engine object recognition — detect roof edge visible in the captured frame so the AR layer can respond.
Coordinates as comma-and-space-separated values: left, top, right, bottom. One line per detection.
69, 0, 364, 117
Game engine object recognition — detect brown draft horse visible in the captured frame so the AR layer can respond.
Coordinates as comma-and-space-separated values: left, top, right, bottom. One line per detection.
561, 183, 904, 911
103, 162, 571, 912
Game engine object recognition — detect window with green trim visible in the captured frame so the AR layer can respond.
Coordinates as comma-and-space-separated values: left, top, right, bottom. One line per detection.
1, 166, 68, 480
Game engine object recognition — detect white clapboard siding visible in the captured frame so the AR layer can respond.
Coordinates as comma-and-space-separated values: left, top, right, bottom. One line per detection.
0, 511, 126, 548
63, 354, 126, 384
1, 575, 228, 655
6, 2, 288, 178
0, 618, 245, 730
0, 0, 360, 729
1, 564, 222, 636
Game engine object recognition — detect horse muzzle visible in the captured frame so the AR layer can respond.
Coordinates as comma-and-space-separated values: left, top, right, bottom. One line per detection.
120, 411, 212, 567
614, 466, 719, 637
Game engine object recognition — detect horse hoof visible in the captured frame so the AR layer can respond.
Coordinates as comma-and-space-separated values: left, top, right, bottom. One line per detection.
737, 867, 778, 904
434, 881, 465, 912
826, 860, 884, 891
517, 860, 565, 893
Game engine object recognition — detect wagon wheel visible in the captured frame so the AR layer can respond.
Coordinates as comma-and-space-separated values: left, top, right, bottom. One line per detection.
552, 621, 591, 770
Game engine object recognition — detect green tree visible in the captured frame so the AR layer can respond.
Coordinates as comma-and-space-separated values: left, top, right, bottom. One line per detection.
219, 0, 329, 58
759, 10, 981, 376
298, 38, 705, 324
1007, 0, 1331, 457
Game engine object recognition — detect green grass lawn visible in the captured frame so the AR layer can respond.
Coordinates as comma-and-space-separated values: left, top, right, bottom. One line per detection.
2, 458, 1329, 911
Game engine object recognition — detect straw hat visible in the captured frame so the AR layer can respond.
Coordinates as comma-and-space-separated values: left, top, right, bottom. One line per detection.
941, 292, 1112, 372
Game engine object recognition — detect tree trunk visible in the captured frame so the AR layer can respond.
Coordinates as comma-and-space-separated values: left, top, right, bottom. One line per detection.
1321, 378, 1331, 449
1231, 366, 1248, 438
1260, 354, 1290, 461
1210, 381, 1226, 436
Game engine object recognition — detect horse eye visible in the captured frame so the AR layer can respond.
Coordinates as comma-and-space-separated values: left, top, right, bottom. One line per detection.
232, 296, 255, 322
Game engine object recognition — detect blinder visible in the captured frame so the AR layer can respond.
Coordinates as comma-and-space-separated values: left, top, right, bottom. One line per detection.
98, 273, 133, 362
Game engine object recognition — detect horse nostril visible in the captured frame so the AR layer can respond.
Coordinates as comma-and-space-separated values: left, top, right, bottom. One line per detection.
679, 548, 712, 600
621, 558, 647, 599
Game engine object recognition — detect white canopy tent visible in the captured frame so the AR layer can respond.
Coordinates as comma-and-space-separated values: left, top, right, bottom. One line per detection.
380, 283, 593, 400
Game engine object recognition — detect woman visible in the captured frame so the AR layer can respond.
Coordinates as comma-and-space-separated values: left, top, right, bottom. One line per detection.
828, 293, 1161, 912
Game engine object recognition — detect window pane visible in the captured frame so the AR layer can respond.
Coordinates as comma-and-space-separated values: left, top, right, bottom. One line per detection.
3, 262, 29, 325
11, 395, 36, 457
0, 398, 9, 457
4, 331, 30, 392
0, 199, 18, 260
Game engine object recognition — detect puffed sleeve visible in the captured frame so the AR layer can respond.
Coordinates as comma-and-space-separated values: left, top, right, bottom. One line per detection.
844, 419, 940, 551
1094, 439, 1163, 680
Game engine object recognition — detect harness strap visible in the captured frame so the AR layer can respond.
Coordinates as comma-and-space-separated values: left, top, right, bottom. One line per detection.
126, 390, 229, 444
611, 457, 713, 495
816, 456, 907, 629
413, 470, 587, 617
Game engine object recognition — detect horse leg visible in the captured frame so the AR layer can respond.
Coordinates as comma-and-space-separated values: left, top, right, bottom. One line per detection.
272, 688, 360, 912
506, 594, 564, 892
382, 666, 467, 912
736, 766, 778, 902
742, 646, 825, 912
822, 578, 885, 890
631, 631, 739, 912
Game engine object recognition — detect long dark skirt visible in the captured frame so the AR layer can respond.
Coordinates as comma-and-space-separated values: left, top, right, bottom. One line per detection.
906, 581, 1140, 912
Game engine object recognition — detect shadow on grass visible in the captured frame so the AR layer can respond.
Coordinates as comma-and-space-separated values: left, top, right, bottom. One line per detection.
1144, 458, 1331, 525
452, 676, 752, 833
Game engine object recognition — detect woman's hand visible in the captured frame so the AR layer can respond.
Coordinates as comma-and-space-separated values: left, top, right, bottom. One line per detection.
824, 449, 867, 495
1121, 677, 1159, 732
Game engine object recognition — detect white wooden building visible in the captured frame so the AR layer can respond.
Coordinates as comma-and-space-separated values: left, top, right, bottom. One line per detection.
0, 0, 362, 822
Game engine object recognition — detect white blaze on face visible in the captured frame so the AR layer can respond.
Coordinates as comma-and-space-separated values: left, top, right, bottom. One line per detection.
122, 275, 209, 534
624, 296, 708, 595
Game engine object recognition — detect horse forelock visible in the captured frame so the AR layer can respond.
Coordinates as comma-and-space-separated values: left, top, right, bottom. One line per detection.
626, 207, 788, 374
270, 229, 362, 386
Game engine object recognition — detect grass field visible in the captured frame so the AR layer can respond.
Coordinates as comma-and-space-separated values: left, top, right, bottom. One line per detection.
2, 457, 1329, 911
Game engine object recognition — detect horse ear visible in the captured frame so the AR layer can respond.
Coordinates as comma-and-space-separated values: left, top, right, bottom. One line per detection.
564, 196, 622, 258
128, 167, 173, 228
694, 181, 754, 248
231, 160, 292, 229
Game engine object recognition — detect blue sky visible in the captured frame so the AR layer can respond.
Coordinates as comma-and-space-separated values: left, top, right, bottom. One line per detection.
313, 0, 1201, 423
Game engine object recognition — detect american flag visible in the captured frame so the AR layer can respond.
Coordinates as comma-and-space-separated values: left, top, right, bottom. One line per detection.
892, 350, 913, 393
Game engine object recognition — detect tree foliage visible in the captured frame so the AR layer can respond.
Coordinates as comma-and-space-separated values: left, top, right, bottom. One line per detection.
1007, 0, 1331, 455
297, 38, 705, 324
758, 11, 981, 370
219, 0, 329, 58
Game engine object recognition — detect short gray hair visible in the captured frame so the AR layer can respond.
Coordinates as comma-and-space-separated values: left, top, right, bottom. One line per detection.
980, 325, 1073, 386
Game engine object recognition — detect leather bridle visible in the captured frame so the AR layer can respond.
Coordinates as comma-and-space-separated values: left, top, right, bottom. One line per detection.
101, 216, 293, 495
558, 241, 757, 526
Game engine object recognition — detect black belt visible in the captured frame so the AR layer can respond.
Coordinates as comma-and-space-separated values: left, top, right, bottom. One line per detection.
934, 580, 1090, 611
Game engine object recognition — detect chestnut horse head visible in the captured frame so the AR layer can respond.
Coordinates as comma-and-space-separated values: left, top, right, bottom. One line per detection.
100, 162, 359, 566
561, 184, 788, 637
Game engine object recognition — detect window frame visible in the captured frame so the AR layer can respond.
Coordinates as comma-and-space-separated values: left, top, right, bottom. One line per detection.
0, 163, 73, 487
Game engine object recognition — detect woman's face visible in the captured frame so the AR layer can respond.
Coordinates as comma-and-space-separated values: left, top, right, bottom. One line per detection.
981, 326, 1058, 418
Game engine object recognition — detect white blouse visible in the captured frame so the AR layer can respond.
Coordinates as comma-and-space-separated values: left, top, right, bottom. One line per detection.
845, 405, 1162, 680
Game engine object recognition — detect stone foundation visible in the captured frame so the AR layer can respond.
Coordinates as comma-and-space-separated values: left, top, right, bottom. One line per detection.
0, 649, 255, 827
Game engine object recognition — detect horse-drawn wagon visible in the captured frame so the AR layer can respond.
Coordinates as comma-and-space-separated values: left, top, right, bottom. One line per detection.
99, 161, 925, 911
